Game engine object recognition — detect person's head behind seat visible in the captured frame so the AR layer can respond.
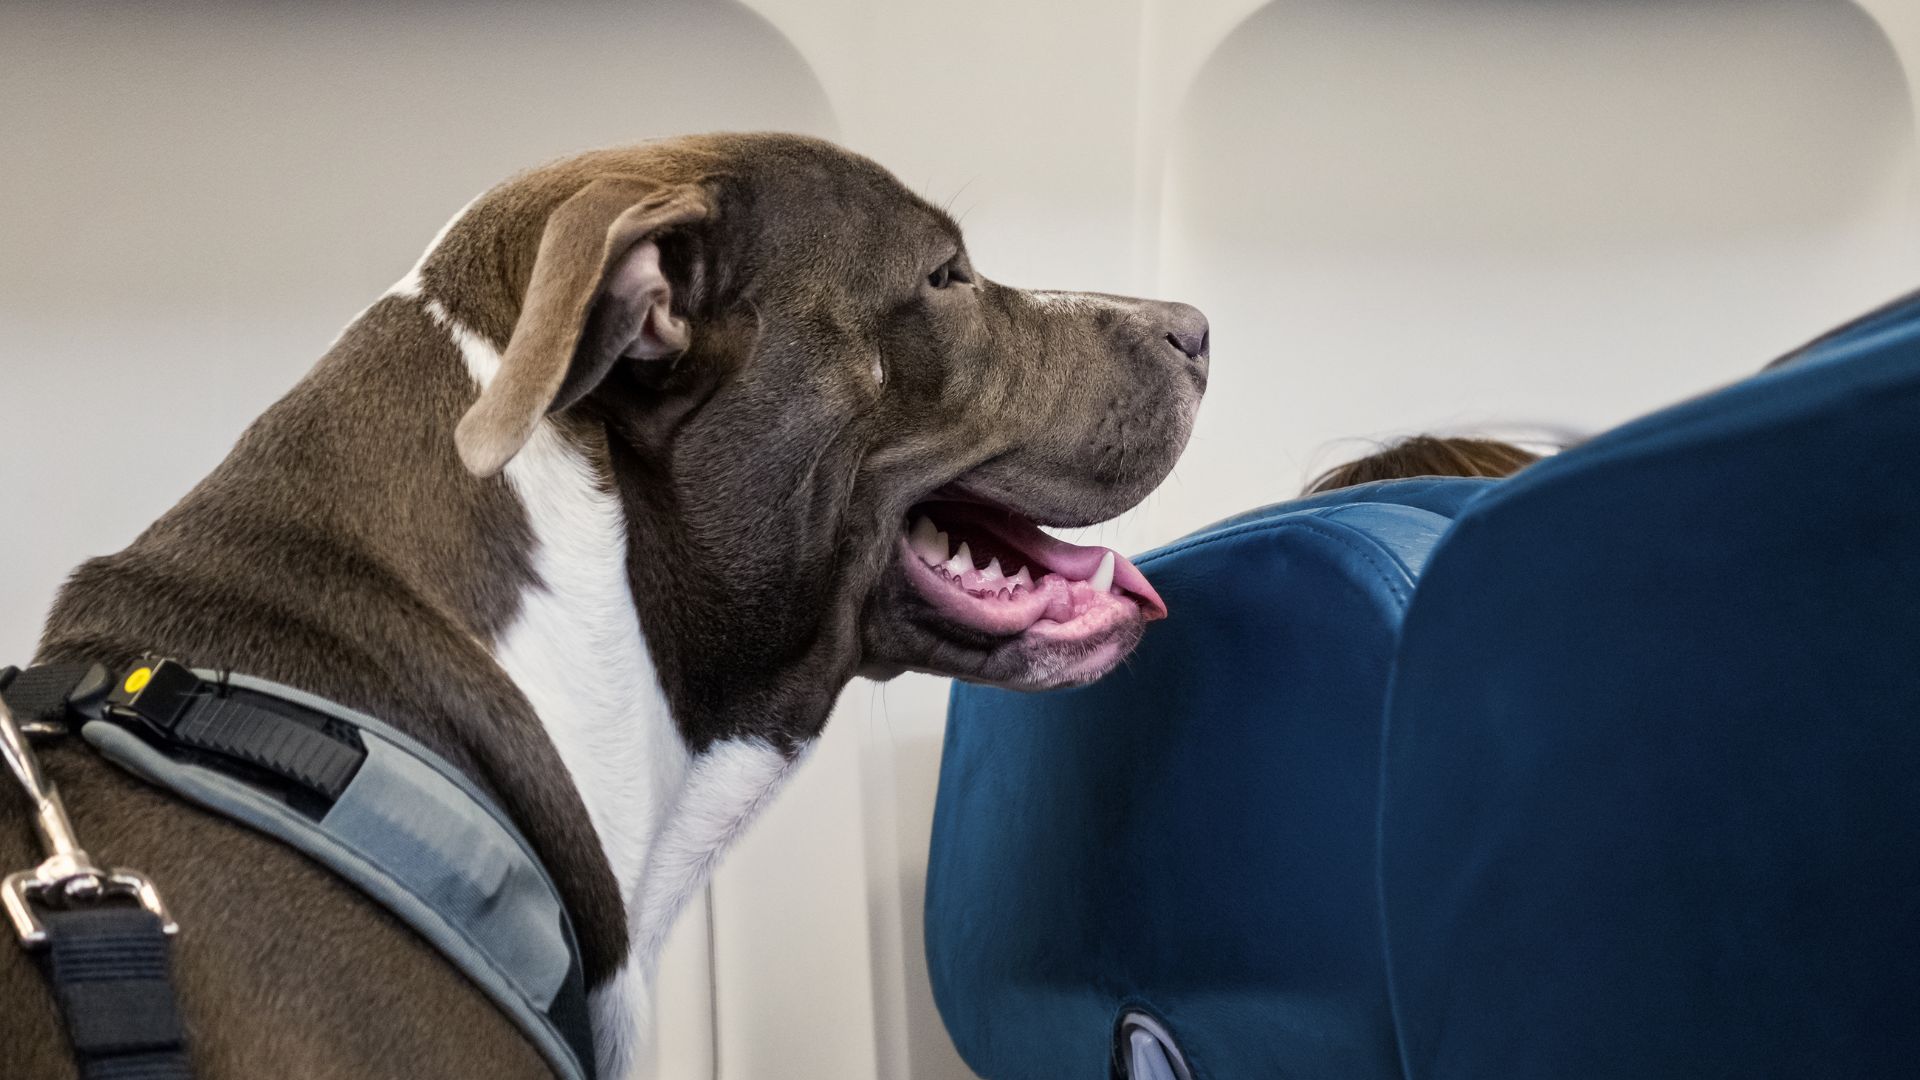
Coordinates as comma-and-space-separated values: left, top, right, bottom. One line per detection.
1305, 435, 1541, 495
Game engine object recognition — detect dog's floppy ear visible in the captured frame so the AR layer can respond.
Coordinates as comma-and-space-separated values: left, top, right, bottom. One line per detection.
455, 177, 713, 477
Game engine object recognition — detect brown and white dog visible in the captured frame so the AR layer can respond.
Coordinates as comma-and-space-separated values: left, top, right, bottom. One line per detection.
1, 133, 1207, 1078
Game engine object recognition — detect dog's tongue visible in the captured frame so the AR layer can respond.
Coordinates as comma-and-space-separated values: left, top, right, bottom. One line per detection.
1010, 528, 1166, 621
908, 500, 1167, 625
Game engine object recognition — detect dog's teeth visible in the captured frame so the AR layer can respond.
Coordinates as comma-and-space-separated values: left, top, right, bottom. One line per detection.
1010, 566, 1034, 592
914, 526, 952, 567
909, 517, 949, 565
979, 557, 1005, 583
945, 541, 974, 577
1090, 551, 1115, 594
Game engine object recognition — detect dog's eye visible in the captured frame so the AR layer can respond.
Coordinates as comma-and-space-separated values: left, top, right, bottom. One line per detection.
927, 260, 972, 290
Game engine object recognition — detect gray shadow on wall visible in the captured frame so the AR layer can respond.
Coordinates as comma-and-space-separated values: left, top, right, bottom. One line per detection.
0, 0, 838, 319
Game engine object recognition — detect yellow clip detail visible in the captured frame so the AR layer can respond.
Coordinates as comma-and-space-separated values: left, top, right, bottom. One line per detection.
124, 667, 153, 695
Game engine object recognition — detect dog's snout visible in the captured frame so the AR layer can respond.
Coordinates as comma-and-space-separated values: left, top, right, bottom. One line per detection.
1153, 301, 1210, 373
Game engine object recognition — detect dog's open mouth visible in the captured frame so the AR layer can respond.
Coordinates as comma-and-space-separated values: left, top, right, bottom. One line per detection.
897, 496, 1166, 644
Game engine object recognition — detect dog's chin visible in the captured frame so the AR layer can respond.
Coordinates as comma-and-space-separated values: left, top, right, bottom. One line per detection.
858, 495, 1166, 691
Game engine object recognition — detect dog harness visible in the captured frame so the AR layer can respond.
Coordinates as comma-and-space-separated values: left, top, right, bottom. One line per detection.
2, 659, 596, 1080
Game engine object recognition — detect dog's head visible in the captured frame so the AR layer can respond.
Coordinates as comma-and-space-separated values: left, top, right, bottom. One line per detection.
433, 134, 1206, 743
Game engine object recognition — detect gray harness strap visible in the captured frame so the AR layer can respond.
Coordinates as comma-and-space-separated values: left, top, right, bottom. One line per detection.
39, 663, 594, 1080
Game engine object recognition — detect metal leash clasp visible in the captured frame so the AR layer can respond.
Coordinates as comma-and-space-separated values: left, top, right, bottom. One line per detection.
2, 693, 176, 947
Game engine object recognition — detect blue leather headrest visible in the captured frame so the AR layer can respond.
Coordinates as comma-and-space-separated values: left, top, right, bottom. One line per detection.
928, 477, 1494, 1080
1379, 293, 1920, 1078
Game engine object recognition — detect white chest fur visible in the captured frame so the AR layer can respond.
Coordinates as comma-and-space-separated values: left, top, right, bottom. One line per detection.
417, 296, 805, 1079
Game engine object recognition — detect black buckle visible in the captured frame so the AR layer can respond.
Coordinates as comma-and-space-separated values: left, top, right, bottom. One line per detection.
105, 660, 367, 805
0, 662, 113, 737
104, 659, 204, 733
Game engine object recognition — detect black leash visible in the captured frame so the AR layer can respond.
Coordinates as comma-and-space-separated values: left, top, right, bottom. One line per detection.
2, 663, 193, 1080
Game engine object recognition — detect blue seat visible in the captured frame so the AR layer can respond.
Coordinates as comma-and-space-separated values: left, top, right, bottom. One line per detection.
1379, 293, 1920, 1078
927, 477, 1495, 1079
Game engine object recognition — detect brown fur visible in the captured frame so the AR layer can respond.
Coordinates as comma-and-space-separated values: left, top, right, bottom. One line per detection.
6, 299, 582, 1078
457, 180, 713, 476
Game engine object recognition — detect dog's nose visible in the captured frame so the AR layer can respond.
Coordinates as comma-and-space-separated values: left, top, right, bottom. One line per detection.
1156, 301, 1210, 367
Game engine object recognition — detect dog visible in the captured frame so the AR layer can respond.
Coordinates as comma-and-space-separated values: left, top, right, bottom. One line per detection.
1, 133, 1208, 1079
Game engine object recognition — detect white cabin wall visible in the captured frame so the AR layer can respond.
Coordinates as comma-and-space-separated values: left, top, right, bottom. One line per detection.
1151, 0, 1919, 536
6, 3, 1919, 1078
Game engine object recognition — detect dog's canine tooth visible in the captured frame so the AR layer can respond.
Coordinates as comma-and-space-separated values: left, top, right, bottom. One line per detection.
910, 516, 947, 564
946, 541, 974, 578
1090, 551, 1115, 594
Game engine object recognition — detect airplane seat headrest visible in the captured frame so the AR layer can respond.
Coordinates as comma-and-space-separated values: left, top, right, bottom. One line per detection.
928, 476, 1498, 1080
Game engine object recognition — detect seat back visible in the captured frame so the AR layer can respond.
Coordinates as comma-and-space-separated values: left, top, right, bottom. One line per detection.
928, 478, 1495, 1080
1379, 295, 1920, 1078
